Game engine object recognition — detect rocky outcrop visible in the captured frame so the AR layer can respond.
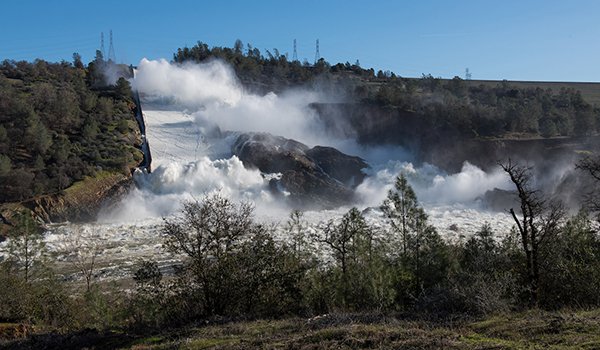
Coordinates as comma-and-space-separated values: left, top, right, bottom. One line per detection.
21, 173, 132, 223
232, 133, 369, 209
306, 146, 367, 187
478, 188, 518, 212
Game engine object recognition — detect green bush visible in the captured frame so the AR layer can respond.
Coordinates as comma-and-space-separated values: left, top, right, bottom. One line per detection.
539, 211, 600, 308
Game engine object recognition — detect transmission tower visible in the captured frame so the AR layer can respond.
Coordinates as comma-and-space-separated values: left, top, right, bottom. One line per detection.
465, 67, 472, 80
100, 32, 105, 58
108, 30, 116, 62
314, 39, 320, 64
292, 39, 298, 61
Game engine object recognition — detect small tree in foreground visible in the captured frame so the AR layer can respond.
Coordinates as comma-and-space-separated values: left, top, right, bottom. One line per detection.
4, 211, 47, 283
451, 223, 520, 314
311, 207, 396, 311
539, 210, 600, 308
381, 174, 418, 256
500, 159, 564, 307
160, 194, 306, 320
381, 174, 450, 306
65, 226, 101, 292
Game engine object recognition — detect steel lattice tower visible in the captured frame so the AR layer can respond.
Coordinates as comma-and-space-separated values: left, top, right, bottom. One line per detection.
100, 32, 105, 58
314, 39, 320, 64
293, 39, 298, 61
108, 30, 116, 62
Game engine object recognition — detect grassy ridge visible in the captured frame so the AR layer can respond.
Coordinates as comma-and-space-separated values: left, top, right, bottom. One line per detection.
127, 309, 600, 349
4, 309, 597, 349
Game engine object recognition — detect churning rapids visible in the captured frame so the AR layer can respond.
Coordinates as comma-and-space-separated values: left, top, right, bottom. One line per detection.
6, 59, 519, 282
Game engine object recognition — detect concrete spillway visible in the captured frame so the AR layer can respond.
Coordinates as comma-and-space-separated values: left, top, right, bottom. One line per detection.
132, 89, 152, 173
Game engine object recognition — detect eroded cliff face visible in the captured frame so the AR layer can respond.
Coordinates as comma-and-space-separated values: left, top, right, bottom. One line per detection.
0, 172, 133, 238
24, 172, 133, 223
311, 102, 600, 172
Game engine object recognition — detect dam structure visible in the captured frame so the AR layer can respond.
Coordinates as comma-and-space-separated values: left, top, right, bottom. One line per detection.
131, 69, 152, 173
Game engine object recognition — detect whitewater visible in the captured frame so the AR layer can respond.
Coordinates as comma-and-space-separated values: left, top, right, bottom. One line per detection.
22, 58, 517, 282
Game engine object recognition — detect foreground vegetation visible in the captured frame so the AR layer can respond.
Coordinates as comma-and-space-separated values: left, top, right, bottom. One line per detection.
1, 157, 600, 348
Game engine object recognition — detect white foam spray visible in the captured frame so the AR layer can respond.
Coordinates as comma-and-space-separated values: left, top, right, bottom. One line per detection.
98, 57, 519, 225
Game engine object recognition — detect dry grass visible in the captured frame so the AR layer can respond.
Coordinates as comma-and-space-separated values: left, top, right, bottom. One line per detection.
3, 310, 599, 349
123, 309, 600, 349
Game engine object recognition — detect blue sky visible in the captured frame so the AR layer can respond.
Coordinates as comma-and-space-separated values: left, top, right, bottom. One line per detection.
1, 0, 599, 82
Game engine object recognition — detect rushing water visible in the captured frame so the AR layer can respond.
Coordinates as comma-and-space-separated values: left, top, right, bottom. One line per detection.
2, 59, 518, 282
34, 102, 514, 282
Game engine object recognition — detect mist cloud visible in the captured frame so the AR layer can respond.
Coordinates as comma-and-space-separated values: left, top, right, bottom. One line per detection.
109, 58, 524, 225
133, 58, 242, 106
133, 58, 327, 145
356, 161, 513, 208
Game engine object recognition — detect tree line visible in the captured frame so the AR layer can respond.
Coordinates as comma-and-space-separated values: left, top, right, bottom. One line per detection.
174, 40, 600, 140
368, 76, 599, 139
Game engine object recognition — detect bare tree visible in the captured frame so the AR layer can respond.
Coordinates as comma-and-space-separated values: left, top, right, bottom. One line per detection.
4, 211, 46, 283
163, 194, 254, 261
577, 156, 600, 181
66, 226, 101, 292
161, 193, 258, 316
576, 155, 600, 216
500, 159, 564, 306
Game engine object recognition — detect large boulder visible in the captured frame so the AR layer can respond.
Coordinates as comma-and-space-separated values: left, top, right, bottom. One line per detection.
306, 146, 367, 187
232, 133, 369, 209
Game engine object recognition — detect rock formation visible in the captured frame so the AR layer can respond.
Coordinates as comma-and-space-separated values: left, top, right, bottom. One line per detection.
232, 133, 369, 209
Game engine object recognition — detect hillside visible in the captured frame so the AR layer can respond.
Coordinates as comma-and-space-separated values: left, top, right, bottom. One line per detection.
464, 79, 600, 106
0, 56, 143, 230
175, 41, 600, 145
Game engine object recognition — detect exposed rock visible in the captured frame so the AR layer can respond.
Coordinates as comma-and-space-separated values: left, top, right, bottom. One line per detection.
232, 133, 310, 173
232, 133, 369, 209
0, 172, 133, 238
306, 146, 368, 187
478, 188, 518, 212
311, 102, 600, 173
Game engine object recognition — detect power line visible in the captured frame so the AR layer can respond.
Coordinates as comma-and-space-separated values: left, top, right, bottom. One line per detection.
314, 39, 320, 65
